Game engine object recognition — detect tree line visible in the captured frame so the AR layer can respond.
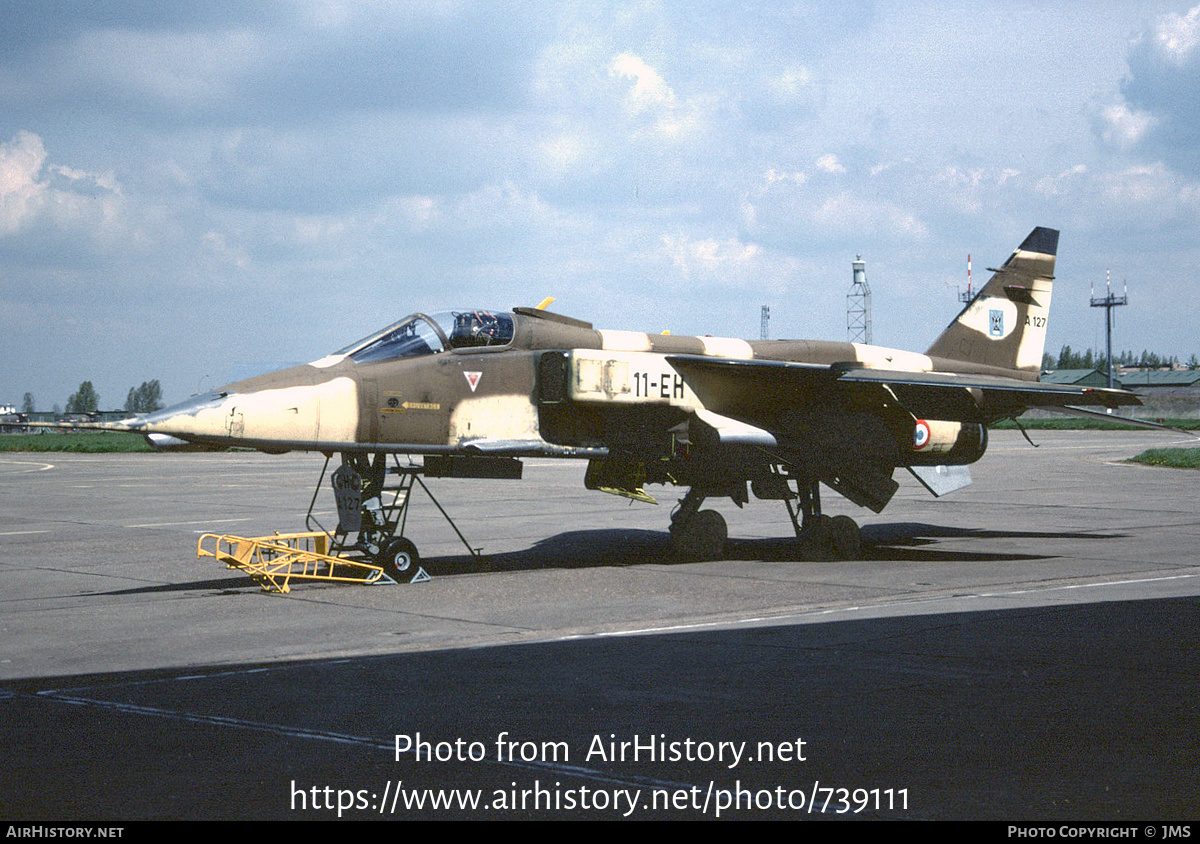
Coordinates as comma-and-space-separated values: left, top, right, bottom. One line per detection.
20, 380, 165, 415
1042, 346, 1199, 372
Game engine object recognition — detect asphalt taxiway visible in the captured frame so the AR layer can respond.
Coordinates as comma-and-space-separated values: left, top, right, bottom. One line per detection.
1, 430, 1197, 819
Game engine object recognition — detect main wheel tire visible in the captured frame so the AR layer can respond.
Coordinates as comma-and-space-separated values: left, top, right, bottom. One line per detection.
692, 509, 728, 560
669, 525, 691, 557
378, 537, 421, 583
670, 509, 727, 560
805, 513, 832, 544
828, 515, 862, 560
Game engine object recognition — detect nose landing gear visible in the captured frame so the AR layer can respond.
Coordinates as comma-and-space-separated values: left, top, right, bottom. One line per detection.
306, 452, 486, 585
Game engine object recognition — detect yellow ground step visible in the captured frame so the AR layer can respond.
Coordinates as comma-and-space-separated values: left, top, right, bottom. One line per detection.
197, 531, 397, 593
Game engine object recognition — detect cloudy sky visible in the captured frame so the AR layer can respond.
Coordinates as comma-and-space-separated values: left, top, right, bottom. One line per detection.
3, 1, 1199, 409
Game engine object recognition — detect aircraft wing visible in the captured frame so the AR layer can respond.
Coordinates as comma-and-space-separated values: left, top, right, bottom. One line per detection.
665, 355, 1140, 424
831, 367, 1137, 421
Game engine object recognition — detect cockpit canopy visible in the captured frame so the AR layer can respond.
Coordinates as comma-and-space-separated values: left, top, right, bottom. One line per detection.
336, 310, 514, 364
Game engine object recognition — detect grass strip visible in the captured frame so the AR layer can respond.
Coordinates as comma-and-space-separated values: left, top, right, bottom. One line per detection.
0, 431, 154, 453
1125, 448, 1200, 469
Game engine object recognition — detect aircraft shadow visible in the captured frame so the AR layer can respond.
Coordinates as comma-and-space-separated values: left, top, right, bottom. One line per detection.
432, 520, 1119, 573
853, 521, 1128, 564
96, 522, 1128, 595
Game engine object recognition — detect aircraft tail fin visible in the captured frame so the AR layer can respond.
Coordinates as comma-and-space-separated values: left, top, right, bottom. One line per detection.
925, 227, 1057, 377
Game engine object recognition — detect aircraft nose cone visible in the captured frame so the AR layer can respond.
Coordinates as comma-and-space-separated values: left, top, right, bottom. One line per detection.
137, 391, 227, 425
129, 390, 236, 446
126, 368, 356, 453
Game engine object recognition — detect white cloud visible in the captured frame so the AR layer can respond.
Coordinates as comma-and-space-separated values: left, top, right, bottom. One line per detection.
0, 131, 48, 234
539, 132, 591, 174
1099, 101, 1158, 150
1034, 164, 1089, 198
610, 53, 677, 113
815, 153, 845, 174
1118, 4, 1200, 176
201, 230, 249, 269
767, 66, 812, 101
0, 130, 123, 238
453, 180, 559, 230
997, 169, 1021, 186
763, 168, 806, 186
811, 192, 927, 241
1096, 161, 1200, 207
649, 231, 807, 301
607, 52, 704, 140
931, 165, 1025, 214
382, 195, 441, 232
1028, 161, 1200, 232
658, 233, 770, 285
1153, 4, 1200, 64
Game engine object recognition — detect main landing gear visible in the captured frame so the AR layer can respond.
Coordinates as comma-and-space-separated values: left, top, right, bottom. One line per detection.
669, 488, 728, 560
668, 475, 863, 562
783, 476, 862, 561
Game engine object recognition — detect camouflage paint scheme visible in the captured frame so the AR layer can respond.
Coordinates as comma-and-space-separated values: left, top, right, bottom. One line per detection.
95, 228, 1137, 541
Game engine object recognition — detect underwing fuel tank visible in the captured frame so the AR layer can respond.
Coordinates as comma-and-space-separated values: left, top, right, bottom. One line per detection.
905, 419, 987, 466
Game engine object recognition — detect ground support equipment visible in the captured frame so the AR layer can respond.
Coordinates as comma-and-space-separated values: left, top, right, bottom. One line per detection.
303, 454, 487, 578
197, 530, 401, 594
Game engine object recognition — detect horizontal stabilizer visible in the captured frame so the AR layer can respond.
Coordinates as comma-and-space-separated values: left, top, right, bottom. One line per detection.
1032, 405, 1200, 437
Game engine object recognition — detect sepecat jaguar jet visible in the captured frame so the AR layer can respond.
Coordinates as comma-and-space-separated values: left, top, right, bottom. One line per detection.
72, 227, 1141, 568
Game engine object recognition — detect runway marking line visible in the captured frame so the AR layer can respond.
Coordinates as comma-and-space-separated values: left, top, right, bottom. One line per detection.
126, 517, 254, 529
583, 572, 1200, 639
23, 680, 693, 796
0, 459, 55, 473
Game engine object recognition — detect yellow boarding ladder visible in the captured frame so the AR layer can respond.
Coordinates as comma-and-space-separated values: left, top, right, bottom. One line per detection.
197, 531, 397, 593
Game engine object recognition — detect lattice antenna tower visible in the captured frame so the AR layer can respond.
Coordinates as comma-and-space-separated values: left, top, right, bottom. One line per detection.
1090, 269, 1128, 389
761, 305, 770, 340
848, 256, 871, 344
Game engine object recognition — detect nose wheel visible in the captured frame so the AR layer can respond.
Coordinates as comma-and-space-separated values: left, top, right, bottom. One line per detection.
377, 537, 425, 584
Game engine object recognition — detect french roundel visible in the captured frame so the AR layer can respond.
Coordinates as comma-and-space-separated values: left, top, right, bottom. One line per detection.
913, 420, 931, 450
